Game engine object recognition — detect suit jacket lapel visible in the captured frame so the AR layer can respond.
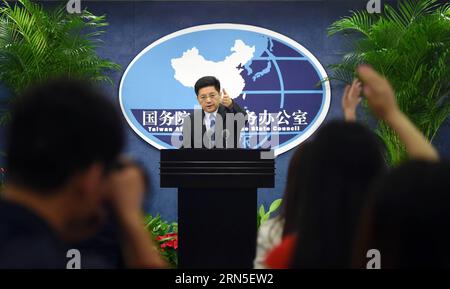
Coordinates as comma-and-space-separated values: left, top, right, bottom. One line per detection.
202, 110, 206, 136
217, 105, 226, 120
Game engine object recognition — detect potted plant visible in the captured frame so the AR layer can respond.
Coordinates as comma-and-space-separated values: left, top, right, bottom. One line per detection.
144, 214, 178, 268
0, 0, 120, 125
327, 0, 450, 164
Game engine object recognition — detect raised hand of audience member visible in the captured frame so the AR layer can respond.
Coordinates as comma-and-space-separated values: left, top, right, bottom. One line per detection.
341, 79, 362, 122
357, 65, 439, 161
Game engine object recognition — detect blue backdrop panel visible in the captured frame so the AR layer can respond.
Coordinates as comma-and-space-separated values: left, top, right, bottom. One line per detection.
0, 1, 449, 222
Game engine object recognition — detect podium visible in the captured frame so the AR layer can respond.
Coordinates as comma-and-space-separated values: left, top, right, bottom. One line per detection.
160, 149, 275, 268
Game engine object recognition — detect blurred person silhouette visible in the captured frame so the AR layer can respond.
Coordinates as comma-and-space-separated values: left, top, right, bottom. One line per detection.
253, 142, 313, 269
271, 120, 387, 269
256, 79, 364, 269
0, 79, 166, 268
265, 65, 439, 269
354, 160, 450, 268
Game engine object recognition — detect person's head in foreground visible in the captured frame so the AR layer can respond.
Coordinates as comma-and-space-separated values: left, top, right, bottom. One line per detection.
280, 142, 314, 237
4, 78, 125, 241
291, 120, 387, 268
354, 160, 450, 268
195, 76, 222, 113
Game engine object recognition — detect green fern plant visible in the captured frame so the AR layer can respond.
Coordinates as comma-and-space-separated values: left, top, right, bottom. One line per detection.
328, 0, 450, 164
0, 0, 120, 125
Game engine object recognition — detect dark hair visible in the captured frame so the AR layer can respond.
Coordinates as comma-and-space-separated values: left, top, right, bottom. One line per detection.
6, 78, 125, 192
194, 76, 220, 96
355, 160, 450, 268
281, 142, 313, 237
291, 121, 387, 268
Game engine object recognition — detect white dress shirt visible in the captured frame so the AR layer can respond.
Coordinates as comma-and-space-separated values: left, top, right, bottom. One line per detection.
204, 109, 218, 130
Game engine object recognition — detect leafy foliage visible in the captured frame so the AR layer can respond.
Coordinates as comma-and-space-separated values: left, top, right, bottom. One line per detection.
144, 197, 283, 267
0, 0, 120, 125
144, 214, 178, 267
328, 0, 450, 164
257, 198, 282, 229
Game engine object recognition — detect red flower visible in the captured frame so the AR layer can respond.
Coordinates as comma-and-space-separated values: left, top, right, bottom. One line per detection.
173, 237, 178, 250
157, 233, 178, 250
0, 168, 5, 174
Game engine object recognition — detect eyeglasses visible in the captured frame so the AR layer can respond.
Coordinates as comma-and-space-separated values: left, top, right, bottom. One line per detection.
198, 93, 219, 102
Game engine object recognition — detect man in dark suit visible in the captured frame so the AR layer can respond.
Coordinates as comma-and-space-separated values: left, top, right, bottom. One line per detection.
182, 76, 247, 149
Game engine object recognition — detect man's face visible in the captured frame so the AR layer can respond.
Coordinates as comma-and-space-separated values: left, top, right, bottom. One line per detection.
197, 86, 221, 113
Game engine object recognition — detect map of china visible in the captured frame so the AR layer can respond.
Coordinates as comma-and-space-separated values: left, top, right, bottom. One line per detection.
171, 40, 255, 99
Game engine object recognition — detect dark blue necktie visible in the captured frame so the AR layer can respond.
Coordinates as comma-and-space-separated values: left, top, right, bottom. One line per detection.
210, 116, 215, 145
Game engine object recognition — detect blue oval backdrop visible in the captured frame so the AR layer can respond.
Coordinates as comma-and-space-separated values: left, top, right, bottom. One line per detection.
119, 23, 331, 155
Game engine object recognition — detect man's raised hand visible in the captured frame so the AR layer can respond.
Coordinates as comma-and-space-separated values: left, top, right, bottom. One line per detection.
221, 88, 233, 108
